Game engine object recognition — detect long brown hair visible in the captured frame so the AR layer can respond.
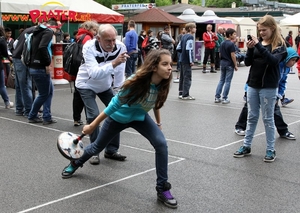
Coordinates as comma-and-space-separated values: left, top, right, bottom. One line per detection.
257, 15, 286, 51
120, 49, 172, 109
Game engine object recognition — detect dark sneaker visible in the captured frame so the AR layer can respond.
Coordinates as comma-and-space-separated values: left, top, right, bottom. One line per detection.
264, 150, 276, 162
43, 119, 57, 125
15, 111, 24, 116
62, 162, 79, 179
280, 131, 296, 140
233, 146, 251, 158
235, 128, 245, 136
281, 98, 294, 107
104, 152, 127, 161
28, 117, 43, 123
89, 156, 100, 165
156, 182, 177, 209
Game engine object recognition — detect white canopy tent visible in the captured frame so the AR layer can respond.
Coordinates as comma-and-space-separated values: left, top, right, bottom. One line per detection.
178, 9, 232, 24
280, 12, 300, 26
0, 0, 124, 24
177, 8, 203, 22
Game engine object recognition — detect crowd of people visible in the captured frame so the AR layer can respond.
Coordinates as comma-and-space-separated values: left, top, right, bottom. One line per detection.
1, 14, 300, 208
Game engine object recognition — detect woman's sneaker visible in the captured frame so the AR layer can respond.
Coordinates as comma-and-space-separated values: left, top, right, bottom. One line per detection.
156, 182, 178, 209
264, 150, 276, 162
62, 162, 79, 178
233, 146, 251, 158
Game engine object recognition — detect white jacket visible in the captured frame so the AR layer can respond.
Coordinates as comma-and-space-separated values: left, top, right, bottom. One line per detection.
75, 38, 127, 93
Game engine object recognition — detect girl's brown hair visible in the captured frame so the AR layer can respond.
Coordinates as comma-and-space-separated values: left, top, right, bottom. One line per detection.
120, 49, 172, 109
257, 15, 286, 51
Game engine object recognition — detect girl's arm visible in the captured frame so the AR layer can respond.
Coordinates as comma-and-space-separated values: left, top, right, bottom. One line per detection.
82, 111, 108, 135
153, 108, 162, 129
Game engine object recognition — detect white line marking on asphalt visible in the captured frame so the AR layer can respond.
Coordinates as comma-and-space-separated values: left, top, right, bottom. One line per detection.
17, 158, 185, 213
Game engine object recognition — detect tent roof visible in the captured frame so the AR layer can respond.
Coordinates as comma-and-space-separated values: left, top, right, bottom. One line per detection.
225, 17, 256, 26
280, 12, 300, 26
177, 9, 232, 24
0, 0, 124, 23
177, 8, 203, 22
129, 8, 186, 24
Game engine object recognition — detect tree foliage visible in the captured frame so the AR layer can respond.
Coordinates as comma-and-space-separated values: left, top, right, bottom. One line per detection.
95, 0, 300, 8
95, 0, 173, 8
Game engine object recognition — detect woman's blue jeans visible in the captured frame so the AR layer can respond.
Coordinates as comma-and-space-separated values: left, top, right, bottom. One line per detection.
75, 113, 169, 188
244, 86, 277, 151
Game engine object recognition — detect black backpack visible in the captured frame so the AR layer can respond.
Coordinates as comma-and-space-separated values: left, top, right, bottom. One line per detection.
63, 34, 86, 76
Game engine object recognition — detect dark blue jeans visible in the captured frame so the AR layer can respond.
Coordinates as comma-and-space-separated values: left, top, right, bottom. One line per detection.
77, 88, 119, 154
0, 69, 9, 105
215, 66, 234, 100
125, 53, 138, 78
179, 63, 192, 97
75, 114, 169, 188
13, 58, 33, 116
28, 68, 53, 121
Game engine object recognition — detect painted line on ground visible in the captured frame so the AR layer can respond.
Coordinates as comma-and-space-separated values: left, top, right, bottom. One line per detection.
17, 158, 185, 213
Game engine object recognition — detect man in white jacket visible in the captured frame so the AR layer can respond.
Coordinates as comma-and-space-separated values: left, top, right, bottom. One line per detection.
76, 24, 129, 164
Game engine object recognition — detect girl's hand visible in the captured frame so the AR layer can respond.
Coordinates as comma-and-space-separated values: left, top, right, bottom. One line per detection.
82, 124, 93, 135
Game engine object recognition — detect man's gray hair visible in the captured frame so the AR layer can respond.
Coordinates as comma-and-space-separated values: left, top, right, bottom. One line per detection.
98, 24, 117, 37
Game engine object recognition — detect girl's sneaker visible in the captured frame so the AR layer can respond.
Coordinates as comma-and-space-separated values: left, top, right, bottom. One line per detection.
61, 162, 79, 179
156, 182, 178, 209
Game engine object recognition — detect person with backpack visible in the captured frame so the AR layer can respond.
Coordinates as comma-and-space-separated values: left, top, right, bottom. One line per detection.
75, 24, 128, 165
285, 31, 293, 47
69, 21, 98, 127
137, 30, 146, 67
12, 24, 38, 117
0, 26, 13, 108
27, 19, 59, 125
142, 29, 159, 58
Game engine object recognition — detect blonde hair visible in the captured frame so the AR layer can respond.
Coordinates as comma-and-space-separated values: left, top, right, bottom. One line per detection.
80, 21, 99, 32
185, 23, 196, 32
257, 15, 285, 51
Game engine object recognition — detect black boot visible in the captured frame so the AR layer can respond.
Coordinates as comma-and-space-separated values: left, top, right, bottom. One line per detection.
202, 66, 206, 73
210, 67, 217, 73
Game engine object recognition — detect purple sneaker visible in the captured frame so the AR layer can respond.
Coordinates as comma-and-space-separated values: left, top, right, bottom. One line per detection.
156, 182, 177, 208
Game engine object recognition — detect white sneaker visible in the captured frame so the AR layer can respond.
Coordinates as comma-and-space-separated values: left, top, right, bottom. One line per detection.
222, 99, 230, 104
235, 128, 245, 136
5, 101, 14, 109
173, 78, 179, 83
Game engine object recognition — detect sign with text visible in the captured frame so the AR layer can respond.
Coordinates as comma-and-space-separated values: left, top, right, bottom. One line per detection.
112, 3, 155, 10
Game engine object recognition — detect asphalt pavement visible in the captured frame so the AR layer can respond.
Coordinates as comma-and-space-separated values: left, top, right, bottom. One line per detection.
1, 63, 300, 213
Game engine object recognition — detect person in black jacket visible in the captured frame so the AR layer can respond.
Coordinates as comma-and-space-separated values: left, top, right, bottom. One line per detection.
27, 19, 58, 125
0, 26, 13, 108
12, 25, 37, 117
233, 15, 287, 163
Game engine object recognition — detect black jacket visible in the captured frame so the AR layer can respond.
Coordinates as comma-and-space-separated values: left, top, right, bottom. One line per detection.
0, 37, 9, 71
12, 26, 36, 59
29, 24, 54, 69
245, 41, 287, 88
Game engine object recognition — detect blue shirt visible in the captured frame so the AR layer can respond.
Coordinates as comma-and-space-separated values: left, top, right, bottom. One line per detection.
125, 30, 138, 54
